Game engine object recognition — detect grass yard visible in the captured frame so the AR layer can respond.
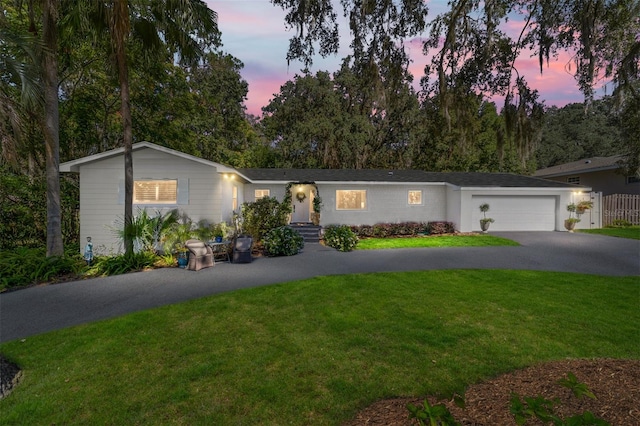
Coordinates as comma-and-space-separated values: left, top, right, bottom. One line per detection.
579, 226, 640, 240
0, 270, 638, 425
357, 234, 519, 250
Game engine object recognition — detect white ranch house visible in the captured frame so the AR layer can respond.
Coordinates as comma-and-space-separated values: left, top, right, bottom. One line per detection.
60, 142, 598, 253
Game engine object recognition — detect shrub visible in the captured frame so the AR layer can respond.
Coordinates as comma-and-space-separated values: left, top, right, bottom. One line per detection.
323, 225, 359, 252
241, 197, 291, 242
350, 222, 429, 238
0, 247, 85, 291
262, 226, 304, 256
427, 221, 456, 235
115, 209, 179, 254
0, 168, 79, 250
86, 251, 159, 277
608, 219, 632, 228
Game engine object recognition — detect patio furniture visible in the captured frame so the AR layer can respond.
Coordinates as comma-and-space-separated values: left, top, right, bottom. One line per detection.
185, 239, 214, 271
233, 237, 253, 263
207, 240, 231, 264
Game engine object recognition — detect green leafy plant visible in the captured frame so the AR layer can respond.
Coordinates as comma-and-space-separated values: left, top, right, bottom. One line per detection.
114, 208, 179, 254
566, 203, 580, 224
241, 196, 290, 242
479, 203, 495, 226
608, 219, 632, 228
262, 226, 304, 256
323, 225, 359, 251
86, 251, 159, 277
576, 201, 593, 216
557, 372, 596, 400
0, 247, 85, 291
510, 373, 609, 426
211, 222, 231, 240
407, 398, 460, 426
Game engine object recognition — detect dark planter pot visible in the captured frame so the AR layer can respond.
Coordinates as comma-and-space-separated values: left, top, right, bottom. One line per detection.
480, 220, 491, 233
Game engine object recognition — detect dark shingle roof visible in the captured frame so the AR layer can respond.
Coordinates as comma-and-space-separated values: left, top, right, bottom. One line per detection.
236, 168, 583, 188
534, 155, 623, 177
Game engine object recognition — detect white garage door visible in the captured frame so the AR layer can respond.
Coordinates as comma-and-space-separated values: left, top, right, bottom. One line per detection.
472, 195, 557, 231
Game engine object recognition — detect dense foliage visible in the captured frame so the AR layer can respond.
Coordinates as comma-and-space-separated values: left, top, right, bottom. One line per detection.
262, 226, 305, 257
241, 197, 292, 242
0, 247, 85, 291
323, 225, 359, 252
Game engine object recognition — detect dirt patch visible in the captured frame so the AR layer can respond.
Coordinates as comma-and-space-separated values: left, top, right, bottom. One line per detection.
345, 359, 640, 425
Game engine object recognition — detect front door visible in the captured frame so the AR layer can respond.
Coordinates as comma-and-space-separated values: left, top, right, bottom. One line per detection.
291, 185, 311, 223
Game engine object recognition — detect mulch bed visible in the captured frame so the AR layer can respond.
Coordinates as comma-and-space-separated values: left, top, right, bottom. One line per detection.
344, 359, 640, 425
2, 355, 638, 425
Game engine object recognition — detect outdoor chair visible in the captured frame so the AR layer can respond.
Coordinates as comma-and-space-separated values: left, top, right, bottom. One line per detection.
232, 236, 253, 263
185, 239, 214, 271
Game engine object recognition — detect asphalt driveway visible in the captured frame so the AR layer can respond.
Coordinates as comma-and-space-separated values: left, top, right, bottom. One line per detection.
1, 231, 638, 343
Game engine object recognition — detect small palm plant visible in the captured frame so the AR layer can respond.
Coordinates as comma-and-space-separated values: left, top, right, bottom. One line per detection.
479, 203, 495, 232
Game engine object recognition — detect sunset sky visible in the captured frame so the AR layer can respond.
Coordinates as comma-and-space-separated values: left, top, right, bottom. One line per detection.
207, 0, 590, 116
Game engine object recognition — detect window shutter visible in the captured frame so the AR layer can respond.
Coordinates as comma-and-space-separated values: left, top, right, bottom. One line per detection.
177, 179, 189, 205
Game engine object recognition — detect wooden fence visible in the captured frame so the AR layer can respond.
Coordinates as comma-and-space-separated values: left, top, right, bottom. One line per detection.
602, 194, 640, 226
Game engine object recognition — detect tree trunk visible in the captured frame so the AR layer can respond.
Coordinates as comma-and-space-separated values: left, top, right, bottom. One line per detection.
42, 0, 64, 257
113, 0, 134, 257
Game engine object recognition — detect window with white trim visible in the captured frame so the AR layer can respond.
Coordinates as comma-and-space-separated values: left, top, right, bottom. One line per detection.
336, 190, 367, 210
255, 189, 270, 199
408, 190, 423, 205
133, 180, 177, 204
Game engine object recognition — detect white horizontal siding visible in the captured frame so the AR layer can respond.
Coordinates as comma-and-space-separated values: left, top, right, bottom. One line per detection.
78, 147, 221, 253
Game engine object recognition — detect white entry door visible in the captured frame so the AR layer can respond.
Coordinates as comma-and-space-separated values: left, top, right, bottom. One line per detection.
291, 186, 311, 223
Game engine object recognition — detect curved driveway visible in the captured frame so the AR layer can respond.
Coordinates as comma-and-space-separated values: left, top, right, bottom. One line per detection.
1, 232, 638, 343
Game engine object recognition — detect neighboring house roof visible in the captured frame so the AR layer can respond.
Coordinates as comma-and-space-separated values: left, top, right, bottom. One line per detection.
534, 155, 624, 178
238, 168, 582, 189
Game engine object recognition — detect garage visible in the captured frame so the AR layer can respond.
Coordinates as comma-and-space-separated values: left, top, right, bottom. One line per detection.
472, 195, 557, 231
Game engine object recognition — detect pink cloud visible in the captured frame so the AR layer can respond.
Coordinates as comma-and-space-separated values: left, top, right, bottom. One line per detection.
207, 1, 592, 116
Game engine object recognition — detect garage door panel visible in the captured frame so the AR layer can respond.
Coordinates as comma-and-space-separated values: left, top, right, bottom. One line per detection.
472, 196, 556, 231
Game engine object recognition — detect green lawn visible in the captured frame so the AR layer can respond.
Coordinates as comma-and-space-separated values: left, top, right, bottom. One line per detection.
357, 234, 519, 249
1, 270, 638, 425
579, 226, 640, 240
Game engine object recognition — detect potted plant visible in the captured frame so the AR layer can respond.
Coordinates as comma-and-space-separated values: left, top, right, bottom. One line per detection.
564, 203, 580, 232
212, 222, 229, 242
576, 200, 593, 216
311, 193, 322, 226
479, 203, 495, 233
176, 245, 188, 268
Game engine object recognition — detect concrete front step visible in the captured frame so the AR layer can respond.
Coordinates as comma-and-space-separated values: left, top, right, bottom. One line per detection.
288, 223, 322, 243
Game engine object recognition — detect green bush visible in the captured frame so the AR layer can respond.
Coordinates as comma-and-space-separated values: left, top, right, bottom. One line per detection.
241, 197, 290, 242
86, 251, 160, 277
349, 222, 434, 238
323, 225, 359, 252
262, 226, 304, 256
608, 219, 632, 228
0, 247, 85, 291
0, 168, 79, 250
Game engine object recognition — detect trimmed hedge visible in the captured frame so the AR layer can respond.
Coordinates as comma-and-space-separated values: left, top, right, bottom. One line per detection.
348, 221, 456, 238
